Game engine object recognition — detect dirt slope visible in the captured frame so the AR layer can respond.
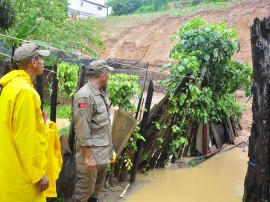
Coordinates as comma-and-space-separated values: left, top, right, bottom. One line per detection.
98, 0, 270, 66
96, 0, 270, 152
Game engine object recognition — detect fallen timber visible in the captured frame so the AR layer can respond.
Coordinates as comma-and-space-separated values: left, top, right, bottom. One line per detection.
188, 142, 244, 166
131, 71, 241, 173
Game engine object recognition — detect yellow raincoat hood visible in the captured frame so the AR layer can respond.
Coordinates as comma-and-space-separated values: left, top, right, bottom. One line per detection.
0, 70, 47, 202
0, 70, 25, 86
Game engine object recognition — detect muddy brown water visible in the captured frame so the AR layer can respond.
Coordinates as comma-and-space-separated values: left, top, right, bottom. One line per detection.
124, 148, 248, 202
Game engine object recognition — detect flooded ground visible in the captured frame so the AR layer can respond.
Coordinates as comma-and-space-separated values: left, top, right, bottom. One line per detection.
123, 148, 248, 202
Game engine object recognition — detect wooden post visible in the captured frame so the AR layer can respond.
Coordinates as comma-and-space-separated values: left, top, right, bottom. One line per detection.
135, 63, 148, 120
50, 64, 58, 122
130, 80, 154, 184
243, 17, 270, 202
203, 124, 208, 156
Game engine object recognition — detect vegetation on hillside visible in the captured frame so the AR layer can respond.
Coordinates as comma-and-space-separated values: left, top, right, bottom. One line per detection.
107, 0, 232, 15
0, 0, 103, 60
0, 0, 15, 29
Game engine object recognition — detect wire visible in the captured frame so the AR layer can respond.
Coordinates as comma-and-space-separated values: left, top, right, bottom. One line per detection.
0, 33, 91, 58
43, 68, 57, 74
0, 51, 12, 58
0, 33, 147, 69
0, 49, 202, 81
0, 35, 203, 80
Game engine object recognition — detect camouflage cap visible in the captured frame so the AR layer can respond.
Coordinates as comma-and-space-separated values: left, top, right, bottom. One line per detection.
86, 60, 114, 74
14, 43, 50, 65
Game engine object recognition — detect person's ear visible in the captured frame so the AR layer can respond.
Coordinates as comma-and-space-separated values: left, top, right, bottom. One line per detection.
31, 59, 37, 67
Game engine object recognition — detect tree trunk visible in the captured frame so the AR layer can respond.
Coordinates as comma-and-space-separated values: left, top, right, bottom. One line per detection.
243, 17, 270, 202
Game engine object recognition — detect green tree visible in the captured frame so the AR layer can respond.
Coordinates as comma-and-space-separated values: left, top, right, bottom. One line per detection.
107, 73, 141, 113
1, 0, 103, 58
107, 0, 144, 15
135, 0, 169, 13
57, 61, 79, 99
161, 18, 252, 156
150, 0, 169, 11
0, 0, 15, 29
107, 0, 171, 15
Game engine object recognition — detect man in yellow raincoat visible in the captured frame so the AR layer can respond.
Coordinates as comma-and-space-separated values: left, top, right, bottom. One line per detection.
0, 43, 50, 202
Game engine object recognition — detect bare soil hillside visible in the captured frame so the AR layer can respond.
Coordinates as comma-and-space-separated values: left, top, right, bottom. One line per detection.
98, 0, 269, 66
96, 0, 269, 152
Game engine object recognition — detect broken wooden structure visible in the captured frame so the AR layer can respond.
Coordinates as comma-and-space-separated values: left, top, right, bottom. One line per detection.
128, 72, 240, 175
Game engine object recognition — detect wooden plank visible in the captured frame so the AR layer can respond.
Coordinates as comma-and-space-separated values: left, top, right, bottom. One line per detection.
147, 94, 169, 122
111, 110, 137, 157
50, 64, 58, 122
210, 122, 222, 148
230, 116, 239, 137
135, 64, 148, 120
196, 122, 203, 155
215, 123, 226, 145
182, 122, 195, 157
203, 124, 208, 155
226, 118, 235, 143
139, 109, 169, 166
130, 80, 154, 184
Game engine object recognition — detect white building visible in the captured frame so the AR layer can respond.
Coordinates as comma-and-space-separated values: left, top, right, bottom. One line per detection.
68, 0, 112, 19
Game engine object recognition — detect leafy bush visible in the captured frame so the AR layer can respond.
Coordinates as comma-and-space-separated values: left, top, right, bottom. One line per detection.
107, 0, 144, 15
135, 5, 156, 14
161, 18, 252, 156
1, 0, 104, 57
57, 61, 79, 98
108, 0, 170, 15
0, 0, 15, 29
107, 73, 141, 113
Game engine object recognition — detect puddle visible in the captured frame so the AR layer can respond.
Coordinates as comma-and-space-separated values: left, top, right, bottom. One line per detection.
124, 148, 248, 202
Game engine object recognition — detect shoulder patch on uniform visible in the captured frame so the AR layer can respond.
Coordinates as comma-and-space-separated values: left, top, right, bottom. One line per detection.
78, 102, 86, 109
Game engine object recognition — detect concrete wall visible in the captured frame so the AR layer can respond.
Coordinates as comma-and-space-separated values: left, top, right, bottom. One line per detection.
68, 0, 111, 18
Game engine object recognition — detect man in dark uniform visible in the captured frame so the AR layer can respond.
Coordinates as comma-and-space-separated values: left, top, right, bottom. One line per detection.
72, 60, 114, 202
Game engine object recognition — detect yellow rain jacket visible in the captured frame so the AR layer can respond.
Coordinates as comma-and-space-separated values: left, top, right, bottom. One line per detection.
0, 70, 47, 202
45, 121, 63, 197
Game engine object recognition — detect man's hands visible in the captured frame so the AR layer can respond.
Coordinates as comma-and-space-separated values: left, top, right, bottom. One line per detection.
36, 175, 49, 192
82, 146, 97, 172
85, 157, 97, 172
